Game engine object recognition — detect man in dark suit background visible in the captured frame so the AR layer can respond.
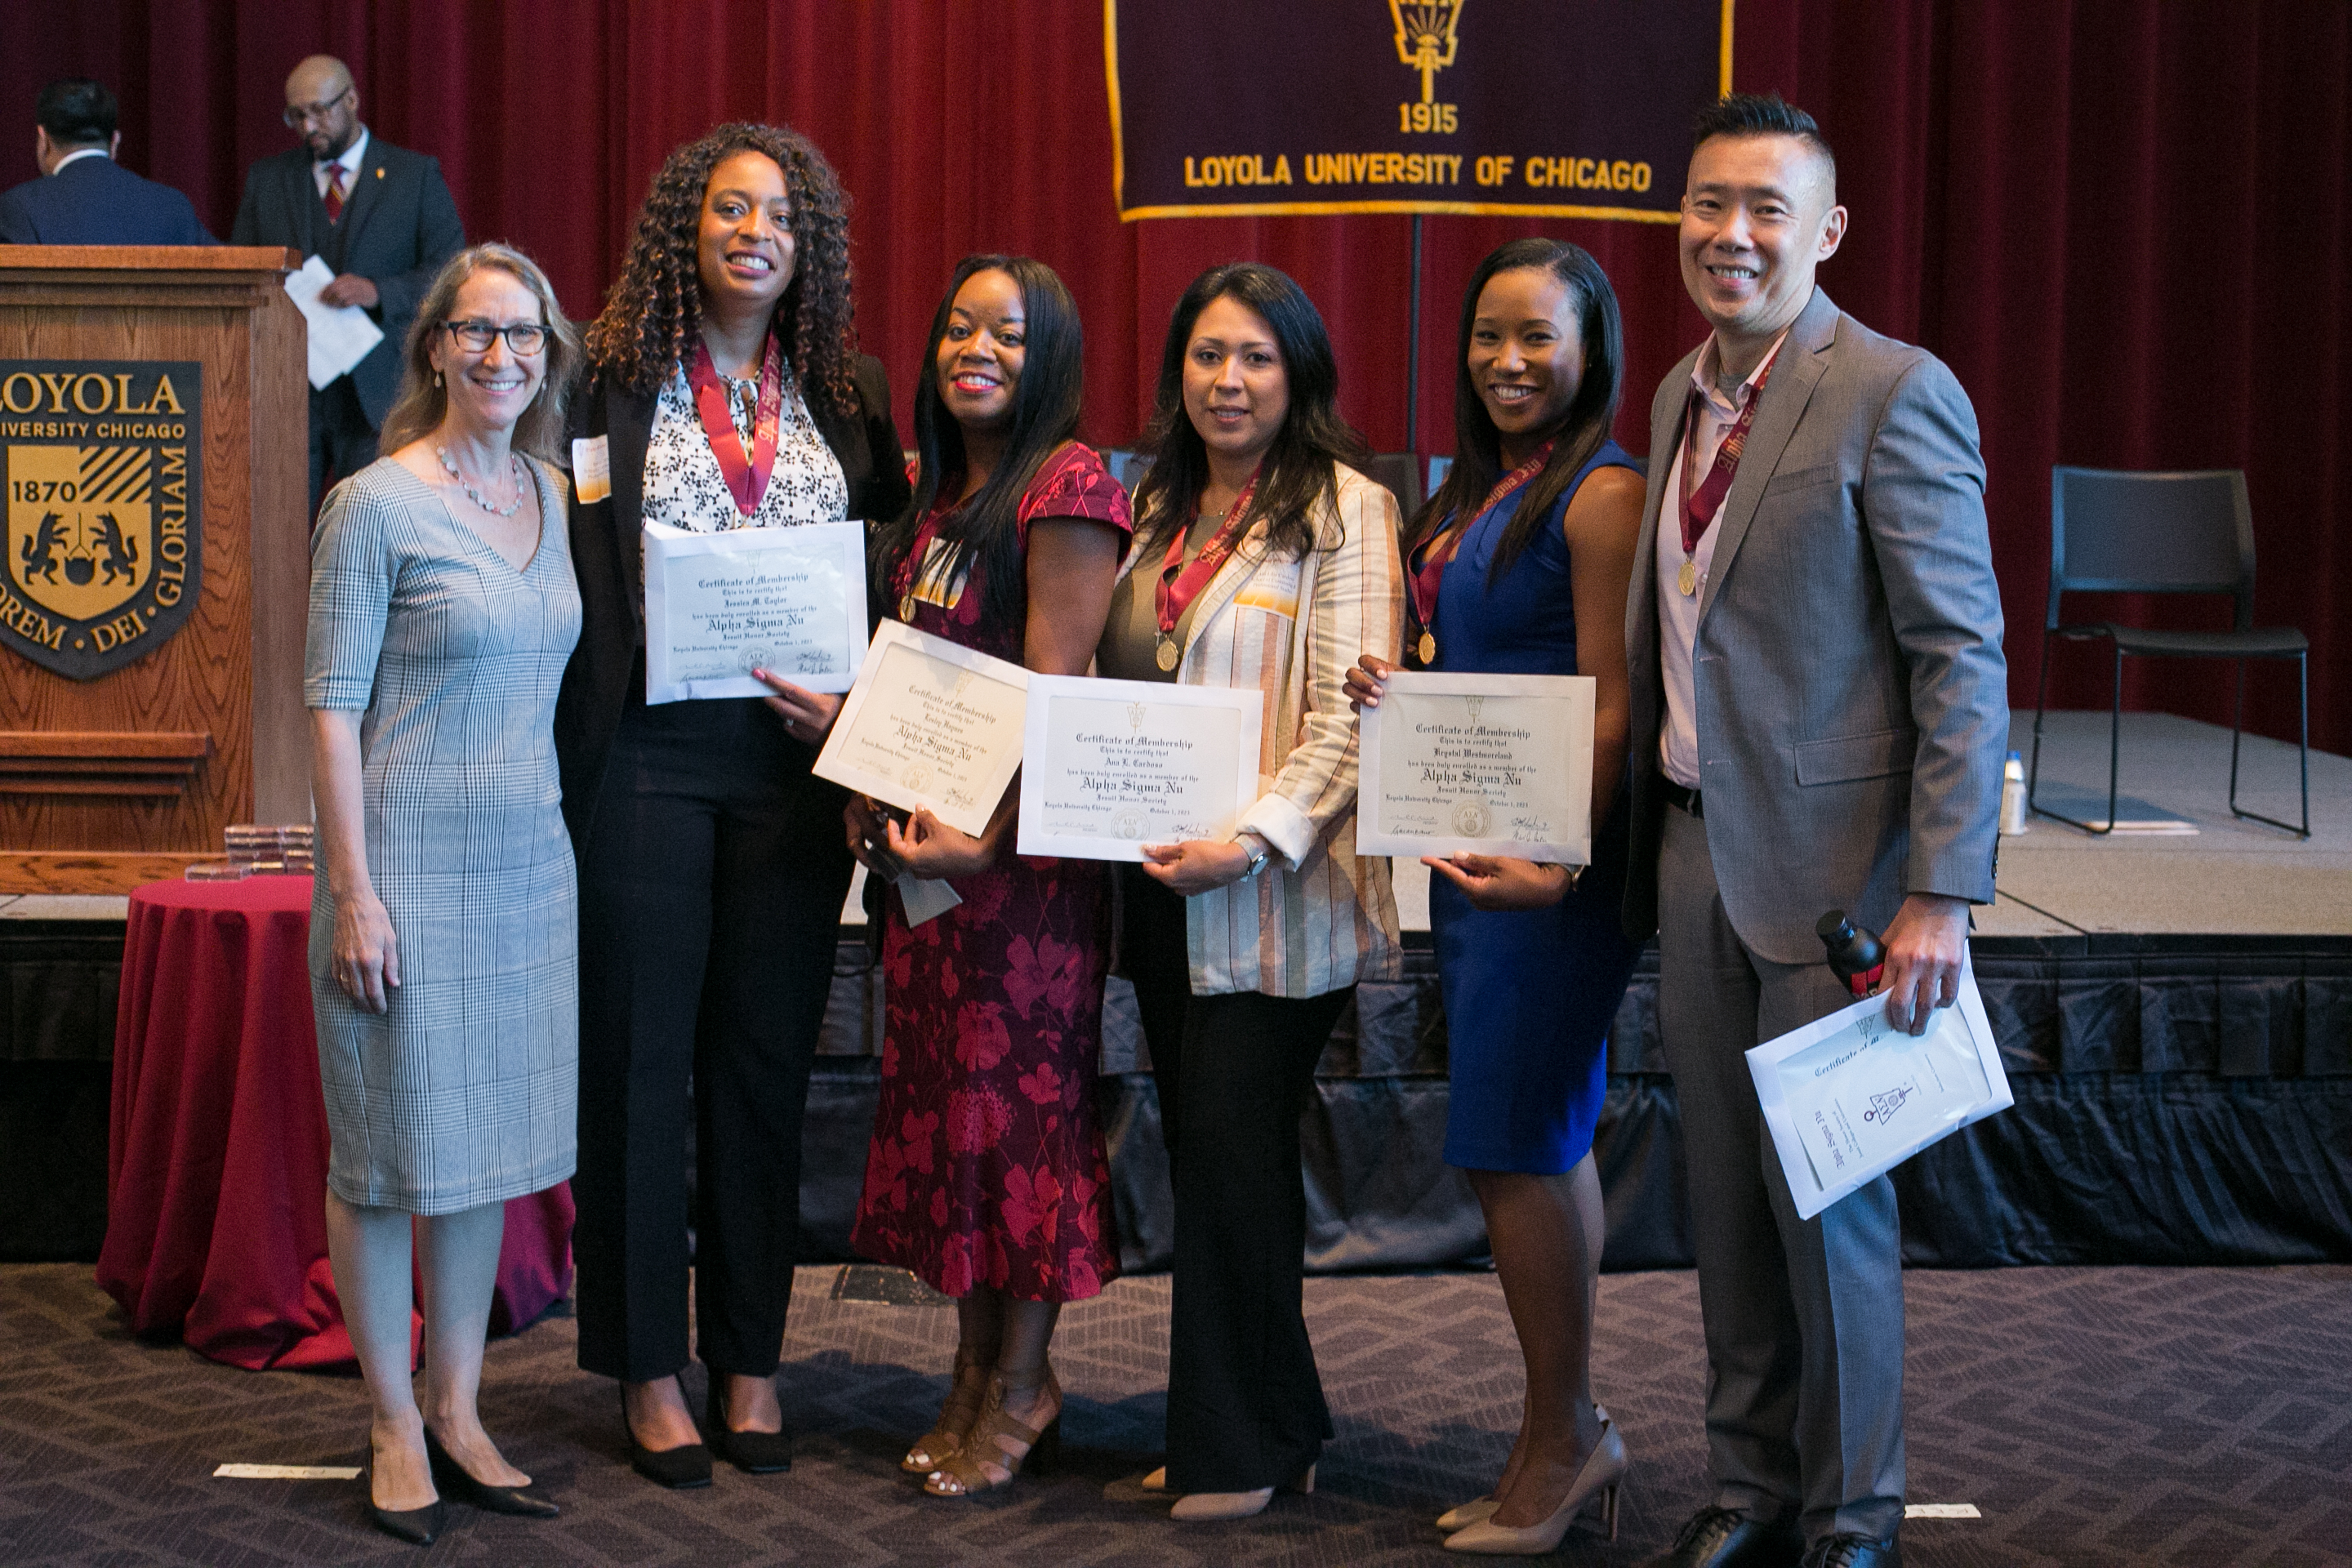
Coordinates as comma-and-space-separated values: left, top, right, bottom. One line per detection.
0, 78, 215, 246
230, 54, 463, 508
1623, 95, 2008, 1568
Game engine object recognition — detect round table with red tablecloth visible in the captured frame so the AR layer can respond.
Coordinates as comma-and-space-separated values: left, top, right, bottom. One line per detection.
95, 875, 572, 1370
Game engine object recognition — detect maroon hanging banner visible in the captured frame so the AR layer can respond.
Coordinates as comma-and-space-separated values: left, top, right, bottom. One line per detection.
1104, 0, 1733, 222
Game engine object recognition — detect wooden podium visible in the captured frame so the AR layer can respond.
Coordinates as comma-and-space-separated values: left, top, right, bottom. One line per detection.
0, 247, 308, 893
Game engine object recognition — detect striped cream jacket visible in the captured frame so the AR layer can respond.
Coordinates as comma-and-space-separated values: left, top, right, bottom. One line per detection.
1120, 463, 1406, 998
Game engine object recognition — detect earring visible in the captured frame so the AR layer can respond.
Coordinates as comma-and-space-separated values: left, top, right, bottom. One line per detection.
434, 371, 443, 388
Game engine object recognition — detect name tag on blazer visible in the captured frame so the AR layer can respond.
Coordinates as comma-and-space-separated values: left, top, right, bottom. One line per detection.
571, 435, 611, 504
1230, 583, 1297, 618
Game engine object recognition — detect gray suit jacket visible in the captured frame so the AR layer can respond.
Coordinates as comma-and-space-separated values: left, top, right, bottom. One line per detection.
1621, 287, 2008, 965
229, 135, 464, 425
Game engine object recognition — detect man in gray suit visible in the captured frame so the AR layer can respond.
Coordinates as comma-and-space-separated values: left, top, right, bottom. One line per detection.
1623, 95, 2007, 1568
230, 55, 463, 509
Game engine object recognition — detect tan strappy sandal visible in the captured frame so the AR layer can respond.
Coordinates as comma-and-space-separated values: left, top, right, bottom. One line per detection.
922, 1370, 1061, 1497
901, 1353, 994, 1474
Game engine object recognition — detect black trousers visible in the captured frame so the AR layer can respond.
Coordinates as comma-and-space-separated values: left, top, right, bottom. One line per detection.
1120, 865, 1351, 1492
308, 378, 378, 514
572, 689, 852, 1382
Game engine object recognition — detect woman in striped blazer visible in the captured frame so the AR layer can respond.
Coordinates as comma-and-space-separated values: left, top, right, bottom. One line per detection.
1095, 262, 1405, 1521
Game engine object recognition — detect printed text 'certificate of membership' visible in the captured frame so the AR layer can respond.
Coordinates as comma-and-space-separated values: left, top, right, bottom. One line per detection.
642, 519, 867, 705
1016, 675, 1263, 860
1357, 671, 1595, 864
811, 620, 1028, 838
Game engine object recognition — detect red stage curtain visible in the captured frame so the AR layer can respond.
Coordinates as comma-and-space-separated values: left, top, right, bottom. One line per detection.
4, 2, 2343, 749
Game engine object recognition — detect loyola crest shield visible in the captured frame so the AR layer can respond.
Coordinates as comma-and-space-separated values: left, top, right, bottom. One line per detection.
0, 359, 201, 682
10, 445, 153, 619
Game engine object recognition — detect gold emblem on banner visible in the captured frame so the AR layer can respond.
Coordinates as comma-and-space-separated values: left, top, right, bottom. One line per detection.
1390, 2, 1466, 106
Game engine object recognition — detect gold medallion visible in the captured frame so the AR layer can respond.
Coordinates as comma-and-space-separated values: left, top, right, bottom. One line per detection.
898, 592, 917, 621
1677, 558, 1698, 596
1417, 630, 1437, 665
1155, 635, 1180, 672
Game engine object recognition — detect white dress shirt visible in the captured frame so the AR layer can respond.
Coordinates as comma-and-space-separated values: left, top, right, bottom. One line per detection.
313, 126, 368, 203
1656, 328, 1789, 789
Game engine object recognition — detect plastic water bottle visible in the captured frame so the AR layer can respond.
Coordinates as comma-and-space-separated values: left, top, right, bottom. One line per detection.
1817, 909, 1887, 998
2000, 751, 2028, 835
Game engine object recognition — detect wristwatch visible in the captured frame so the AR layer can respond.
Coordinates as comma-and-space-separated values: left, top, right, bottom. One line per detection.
1233, 832, 1272, 879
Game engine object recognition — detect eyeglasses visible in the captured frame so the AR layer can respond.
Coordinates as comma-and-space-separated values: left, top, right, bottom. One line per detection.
282, 86, 354, 128
440, 319, 549, 354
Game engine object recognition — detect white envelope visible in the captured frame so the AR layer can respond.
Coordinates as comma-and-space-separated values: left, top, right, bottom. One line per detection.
1745, 955, 2012, 1221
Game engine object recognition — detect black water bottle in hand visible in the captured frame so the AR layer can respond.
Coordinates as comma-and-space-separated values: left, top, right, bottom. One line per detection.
1817, 909, 1886, 998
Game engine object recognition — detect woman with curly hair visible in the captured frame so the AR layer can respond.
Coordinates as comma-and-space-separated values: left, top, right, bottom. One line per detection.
554, 122, 909, 1491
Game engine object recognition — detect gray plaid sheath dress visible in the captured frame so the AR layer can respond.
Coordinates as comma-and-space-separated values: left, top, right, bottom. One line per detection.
304, 456, 583, 1215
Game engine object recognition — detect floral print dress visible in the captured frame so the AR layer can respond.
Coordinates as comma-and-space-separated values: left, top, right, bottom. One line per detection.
851, 443, 1131, 1301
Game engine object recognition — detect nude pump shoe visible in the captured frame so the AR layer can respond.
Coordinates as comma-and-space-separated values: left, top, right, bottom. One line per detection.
1443, 1417, 1625, 1554
1150, 1461, 1317, 1521
1433, 1402, 1610, 1532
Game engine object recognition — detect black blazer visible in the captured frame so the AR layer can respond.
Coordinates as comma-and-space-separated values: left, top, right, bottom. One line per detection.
228, 133, 465, 424
554, 353, 911, 840
0, 155, 216, 246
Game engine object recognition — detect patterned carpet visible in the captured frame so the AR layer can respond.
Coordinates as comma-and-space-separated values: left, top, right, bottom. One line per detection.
2, 1263, 2347, 1567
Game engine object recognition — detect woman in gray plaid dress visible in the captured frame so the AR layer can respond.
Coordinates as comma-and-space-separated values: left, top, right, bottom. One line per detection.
306, 244, 582, 1546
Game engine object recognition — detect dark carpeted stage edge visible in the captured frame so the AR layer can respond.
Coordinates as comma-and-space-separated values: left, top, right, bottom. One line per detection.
4, 713, 2349, 1269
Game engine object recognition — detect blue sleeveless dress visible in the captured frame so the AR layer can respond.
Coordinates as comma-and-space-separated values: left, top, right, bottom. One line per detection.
1426, 441, 1643, 1174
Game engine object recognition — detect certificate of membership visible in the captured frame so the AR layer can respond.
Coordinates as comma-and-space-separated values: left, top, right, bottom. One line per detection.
642, 519, 867, 704
1016, 676, 1263, 861
812, 620, 1029, 838
1357, 671, 1595, 864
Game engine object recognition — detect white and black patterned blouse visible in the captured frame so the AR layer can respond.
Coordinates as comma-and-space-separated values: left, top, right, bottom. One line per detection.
641, 360, 848, 533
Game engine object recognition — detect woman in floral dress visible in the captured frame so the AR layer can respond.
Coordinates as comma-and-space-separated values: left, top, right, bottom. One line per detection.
826, 255, 1130, 1498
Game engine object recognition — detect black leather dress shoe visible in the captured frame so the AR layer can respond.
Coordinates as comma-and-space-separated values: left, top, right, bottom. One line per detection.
367, 1496, 446, 1547
1798, 1532, 1902, 1568
363, 1449, 446, 1546
621, 1390, 713, 1489
423, 1427, 560, 1517
1641, 1505, 1805, 1568
704, 1377, 794, 1473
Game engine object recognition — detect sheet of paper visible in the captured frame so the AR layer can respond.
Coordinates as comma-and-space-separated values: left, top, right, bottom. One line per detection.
1016, 676, 1263, 861
812, 620, 1030, 839
642, 519, 866, 704
281, 254, 384, 390
1746, 958, 2012, 1221
1356, 671, 1596, 863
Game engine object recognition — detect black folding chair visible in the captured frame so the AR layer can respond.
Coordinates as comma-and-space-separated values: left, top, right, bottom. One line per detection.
2030, 467, 2309, 837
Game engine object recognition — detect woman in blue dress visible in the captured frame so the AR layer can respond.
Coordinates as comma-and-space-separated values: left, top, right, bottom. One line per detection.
1350, 238, 1643, 1556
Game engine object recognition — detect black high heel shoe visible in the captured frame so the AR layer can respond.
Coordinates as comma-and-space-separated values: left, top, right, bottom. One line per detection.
621, 1385, 712, 1489
423, 1426, 560, 1517
704, 1374, 794, 1474
363, 1440, 446, 1547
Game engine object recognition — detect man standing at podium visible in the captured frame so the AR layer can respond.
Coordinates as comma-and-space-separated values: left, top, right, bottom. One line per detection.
230, 55, 463, 510
0, 78, 215, 246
